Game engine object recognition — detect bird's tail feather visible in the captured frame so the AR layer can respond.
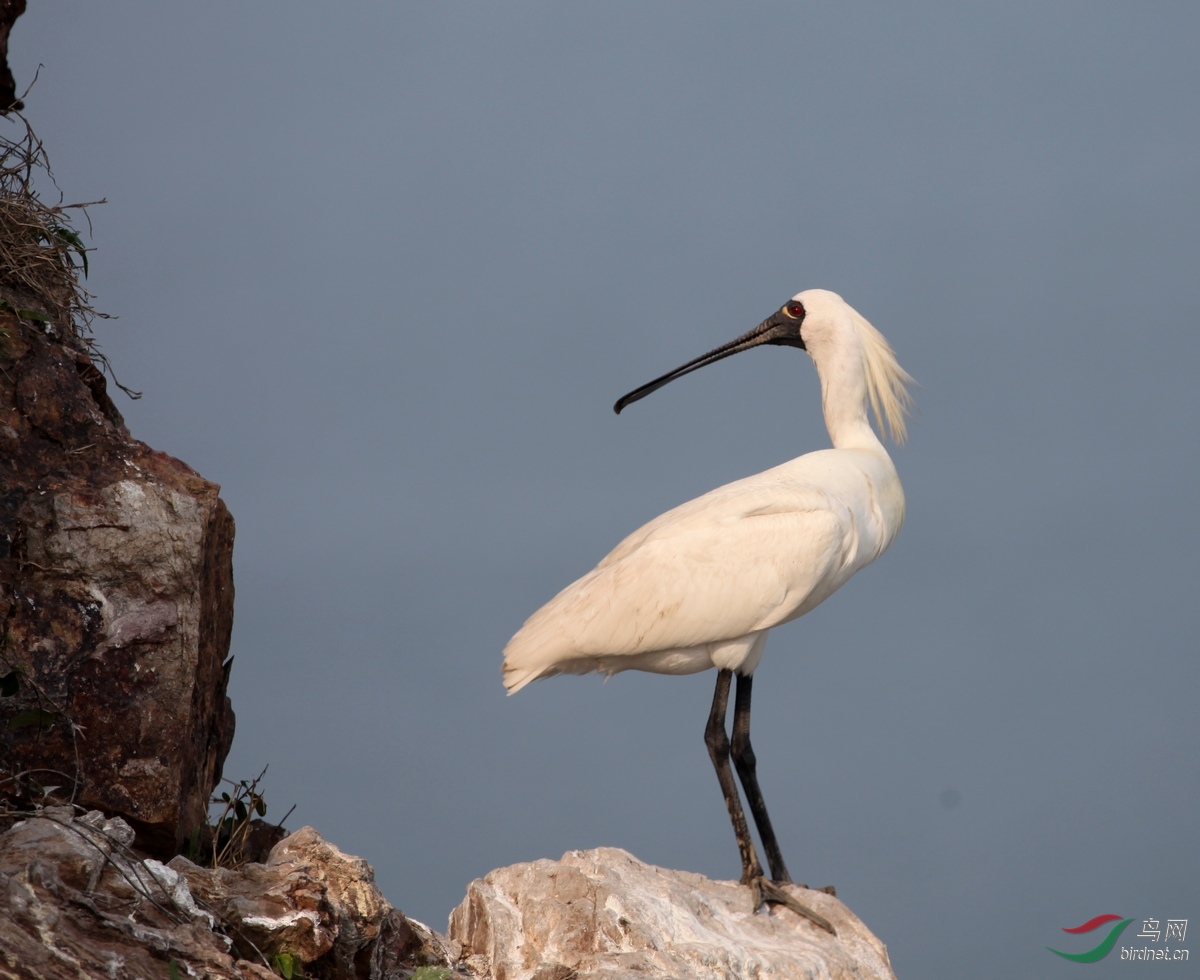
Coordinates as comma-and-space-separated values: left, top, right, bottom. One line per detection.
501, 662, 552, 695
502, 654, 602, 694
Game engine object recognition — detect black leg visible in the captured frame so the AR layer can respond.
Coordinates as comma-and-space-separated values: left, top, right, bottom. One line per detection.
730, 673, 791, 883
704, 668, 763, 883
705, 669, 836, 936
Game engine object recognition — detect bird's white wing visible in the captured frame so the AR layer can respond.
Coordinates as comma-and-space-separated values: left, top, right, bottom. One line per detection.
503, 479, 857, 681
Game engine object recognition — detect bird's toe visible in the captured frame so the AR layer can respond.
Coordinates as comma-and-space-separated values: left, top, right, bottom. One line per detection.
753, 876, 837, 935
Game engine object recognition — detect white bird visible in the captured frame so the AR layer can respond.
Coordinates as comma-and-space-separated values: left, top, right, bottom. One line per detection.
502, 289, 913, 933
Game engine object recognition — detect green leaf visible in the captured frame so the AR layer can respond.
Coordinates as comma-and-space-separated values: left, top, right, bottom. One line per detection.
256, 799, 267, 817
9, 708, 58, 731
53, 226, 84, 249
48, 225, 89, 278
271, 952, 295, 979
168, 960, 183, 980
0, 670, 18, 697
0, 298, 52, 323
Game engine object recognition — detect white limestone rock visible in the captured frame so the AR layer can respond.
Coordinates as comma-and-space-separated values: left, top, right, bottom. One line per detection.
448, 847, 896, 980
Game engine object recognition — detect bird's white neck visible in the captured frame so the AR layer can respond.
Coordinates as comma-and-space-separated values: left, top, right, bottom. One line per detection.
813, 337, 887, 453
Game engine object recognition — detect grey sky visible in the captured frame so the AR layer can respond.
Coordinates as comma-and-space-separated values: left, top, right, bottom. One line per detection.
14, 4, 1199, 976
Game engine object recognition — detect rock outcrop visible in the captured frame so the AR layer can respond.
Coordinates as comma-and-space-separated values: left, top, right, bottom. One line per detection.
0, 806, 271, 979
450, 847, 896, 980
0, 812, 899, 980
0, 808, 450, 980
0, 308, 235, 856
171, 825, 454, 979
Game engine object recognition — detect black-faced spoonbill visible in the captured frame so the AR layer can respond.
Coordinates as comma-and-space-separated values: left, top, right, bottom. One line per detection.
503, 289, 913, 934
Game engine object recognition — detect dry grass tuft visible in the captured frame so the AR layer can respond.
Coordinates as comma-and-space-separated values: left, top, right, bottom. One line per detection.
0, 114, 137, 395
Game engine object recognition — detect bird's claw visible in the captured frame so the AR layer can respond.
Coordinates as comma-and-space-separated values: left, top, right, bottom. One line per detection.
752, 876, 837, 935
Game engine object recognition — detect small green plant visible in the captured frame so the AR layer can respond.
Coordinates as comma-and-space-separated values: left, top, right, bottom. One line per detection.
7, 706, 59, 732
202, 764, 295, 869
0, 294, 51, 321
209, 765, 269, 867
270, 951, 297, 979
0, 116, 100, 333
410, 968, 453, 980
42, 223, 88, 277
268, 950, 317, 979
183, 824, 202, 862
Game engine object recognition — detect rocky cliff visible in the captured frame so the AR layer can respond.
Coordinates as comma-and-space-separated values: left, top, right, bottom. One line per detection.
0, 301, 236, 857
0, 808, 894, 980
0, 808, 451, 979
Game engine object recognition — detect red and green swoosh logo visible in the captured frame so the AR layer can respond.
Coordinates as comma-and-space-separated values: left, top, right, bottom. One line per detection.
1048, 914, 1134, 962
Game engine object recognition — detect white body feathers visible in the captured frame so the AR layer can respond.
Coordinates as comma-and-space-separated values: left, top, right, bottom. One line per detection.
503, 289, 912, 694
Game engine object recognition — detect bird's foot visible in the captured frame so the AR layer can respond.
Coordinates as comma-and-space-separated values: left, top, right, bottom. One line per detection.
749, 876, 837, 935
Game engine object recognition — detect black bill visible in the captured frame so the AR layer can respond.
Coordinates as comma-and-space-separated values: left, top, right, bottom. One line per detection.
613, 304, 807, 414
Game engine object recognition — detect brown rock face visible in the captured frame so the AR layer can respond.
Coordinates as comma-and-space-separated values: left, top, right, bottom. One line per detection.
0, 309, 235, 856
0, 809, 451, 980
172, 826, 454, 978
0, 807, 269, 980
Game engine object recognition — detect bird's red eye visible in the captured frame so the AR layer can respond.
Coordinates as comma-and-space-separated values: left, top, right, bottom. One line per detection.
786, 302, 805, 318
